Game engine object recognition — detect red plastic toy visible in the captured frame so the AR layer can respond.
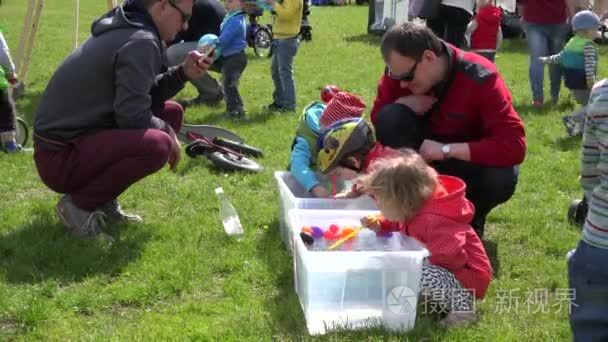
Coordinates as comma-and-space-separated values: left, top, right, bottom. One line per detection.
321, 85, 341, 103
323, 224, 341, 240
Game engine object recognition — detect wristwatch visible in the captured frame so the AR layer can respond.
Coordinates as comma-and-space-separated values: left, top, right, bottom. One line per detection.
441, 144, 451, 159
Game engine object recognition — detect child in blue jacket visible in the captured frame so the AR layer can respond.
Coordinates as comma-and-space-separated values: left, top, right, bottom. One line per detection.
290, 92, 366, 197
218, 0, 248, 118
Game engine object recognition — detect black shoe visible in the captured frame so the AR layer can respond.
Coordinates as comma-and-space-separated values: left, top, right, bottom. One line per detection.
178, 93, 224, 109
264, 102, 284, 112
200, 92, 224, 107
225, 109, 248, 121
266, 103, 295, 113
568, 197, 588, 228
176, 98, 194, 109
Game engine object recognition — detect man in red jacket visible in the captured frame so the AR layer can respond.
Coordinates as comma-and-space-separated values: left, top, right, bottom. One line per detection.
371, 22, 526, 237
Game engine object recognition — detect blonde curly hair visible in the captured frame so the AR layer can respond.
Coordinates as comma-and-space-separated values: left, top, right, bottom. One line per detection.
357, 150, 438, 221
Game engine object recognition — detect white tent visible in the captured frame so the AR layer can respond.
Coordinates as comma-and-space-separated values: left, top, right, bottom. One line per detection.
496, 0, 516, 12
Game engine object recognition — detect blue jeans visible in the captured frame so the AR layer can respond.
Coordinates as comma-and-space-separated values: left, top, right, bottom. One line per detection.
568, 240, 608, 342
523, 22, 569, 102
271, 37, 299, 110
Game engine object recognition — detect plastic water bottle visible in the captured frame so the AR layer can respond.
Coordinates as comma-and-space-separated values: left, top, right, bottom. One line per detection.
215, 187, 244, 237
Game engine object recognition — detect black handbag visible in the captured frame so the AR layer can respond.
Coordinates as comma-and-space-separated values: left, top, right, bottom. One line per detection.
500, 7, 523, 39
418, 0, 442, 19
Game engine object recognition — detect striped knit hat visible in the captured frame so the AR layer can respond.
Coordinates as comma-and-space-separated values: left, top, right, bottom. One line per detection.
320, 92, 366, 128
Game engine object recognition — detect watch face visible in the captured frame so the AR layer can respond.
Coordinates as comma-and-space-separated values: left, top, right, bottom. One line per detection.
442, 145, 450, 153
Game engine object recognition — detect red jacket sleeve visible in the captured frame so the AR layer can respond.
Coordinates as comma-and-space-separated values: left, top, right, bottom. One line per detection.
467, 73, 527, 166
378, 217, 401, 232
371, 73, 400, 124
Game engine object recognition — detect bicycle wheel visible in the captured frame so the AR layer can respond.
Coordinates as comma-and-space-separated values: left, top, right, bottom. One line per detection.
185, 141, 213, 159
16, 117, 28, 147
208, 151, 263, 172
178, 124, 244, 144
213, 137, 264, 158
253, 26, 273, 58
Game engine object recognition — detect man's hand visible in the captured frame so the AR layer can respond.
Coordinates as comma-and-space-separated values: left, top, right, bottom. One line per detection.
166, 126, 182, 171
419, 139, 444, 162
361, 215, 381, 231
182, 50, 213, 81
394, 95, 437, 115
311, 185, 330, 198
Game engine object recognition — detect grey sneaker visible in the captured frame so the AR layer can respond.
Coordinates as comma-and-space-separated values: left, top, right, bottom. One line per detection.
99, 200, 142, 223
438, 311, 476, 328
55, 195, 107, 239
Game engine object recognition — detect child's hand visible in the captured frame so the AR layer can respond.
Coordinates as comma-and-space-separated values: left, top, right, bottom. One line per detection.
361, 215, 381, 231
333, 190, 359, 199
311, 185, 330, 198
7, 73, 17, 85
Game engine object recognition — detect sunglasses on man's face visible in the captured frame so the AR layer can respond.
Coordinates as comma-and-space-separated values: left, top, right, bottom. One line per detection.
168, 0, 192, 23
387, 60, 419, 82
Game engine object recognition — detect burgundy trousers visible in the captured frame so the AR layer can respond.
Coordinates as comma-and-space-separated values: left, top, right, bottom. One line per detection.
34, 101, 183, 211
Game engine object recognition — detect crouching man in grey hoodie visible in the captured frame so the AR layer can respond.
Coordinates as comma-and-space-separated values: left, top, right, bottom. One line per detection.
33, 0, 212, 239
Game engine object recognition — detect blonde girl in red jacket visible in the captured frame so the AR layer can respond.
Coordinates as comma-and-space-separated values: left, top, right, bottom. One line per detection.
358, 150, 493, 328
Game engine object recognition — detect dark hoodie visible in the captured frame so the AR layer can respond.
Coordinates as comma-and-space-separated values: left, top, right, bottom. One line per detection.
172, 0, 226, 43
35, 0, 187, 141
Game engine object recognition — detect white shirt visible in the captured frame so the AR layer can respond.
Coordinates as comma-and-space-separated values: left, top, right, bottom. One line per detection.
441, 0, 475, 15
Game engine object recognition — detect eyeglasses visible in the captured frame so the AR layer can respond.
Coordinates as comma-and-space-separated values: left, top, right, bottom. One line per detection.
168, 0, 192, 23
387, 60, 419, 82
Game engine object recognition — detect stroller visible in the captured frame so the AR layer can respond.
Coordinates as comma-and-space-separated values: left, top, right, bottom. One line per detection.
585, 0, 608, 44
244, 0, 312, 58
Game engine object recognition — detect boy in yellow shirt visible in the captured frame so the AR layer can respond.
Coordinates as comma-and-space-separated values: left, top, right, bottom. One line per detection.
265, 0, 302, 112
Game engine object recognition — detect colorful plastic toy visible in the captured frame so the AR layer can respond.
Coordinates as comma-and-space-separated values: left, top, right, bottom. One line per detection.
321, 85, 341, 103
300, 232, 314, 246
323, 224, 341, 240
329, 228, 360, 250
301, 226, 313, 235
310, 226, 324, 238
376, 230, 393, 237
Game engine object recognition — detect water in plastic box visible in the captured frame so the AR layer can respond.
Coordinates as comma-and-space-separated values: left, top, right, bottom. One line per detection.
307, 229, 407, 252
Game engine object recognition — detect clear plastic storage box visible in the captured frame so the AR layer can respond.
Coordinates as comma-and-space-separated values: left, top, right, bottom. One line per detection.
288, 209, 429, 335
274, 171, 377, 251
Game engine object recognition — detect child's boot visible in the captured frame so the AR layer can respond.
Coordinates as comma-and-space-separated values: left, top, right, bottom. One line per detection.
563, 115, 577, 136
0, 130, 20, 153
568, 197, 588, 228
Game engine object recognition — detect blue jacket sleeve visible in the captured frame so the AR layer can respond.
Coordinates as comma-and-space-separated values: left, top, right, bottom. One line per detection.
290, 137, 320, 191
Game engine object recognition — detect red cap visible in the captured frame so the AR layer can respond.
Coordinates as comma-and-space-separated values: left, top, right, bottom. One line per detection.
320, 92, 366, 128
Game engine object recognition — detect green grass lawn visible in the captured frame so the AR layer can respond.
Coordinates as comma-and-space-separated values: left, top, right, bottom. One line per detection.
0, 0, 602, 340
